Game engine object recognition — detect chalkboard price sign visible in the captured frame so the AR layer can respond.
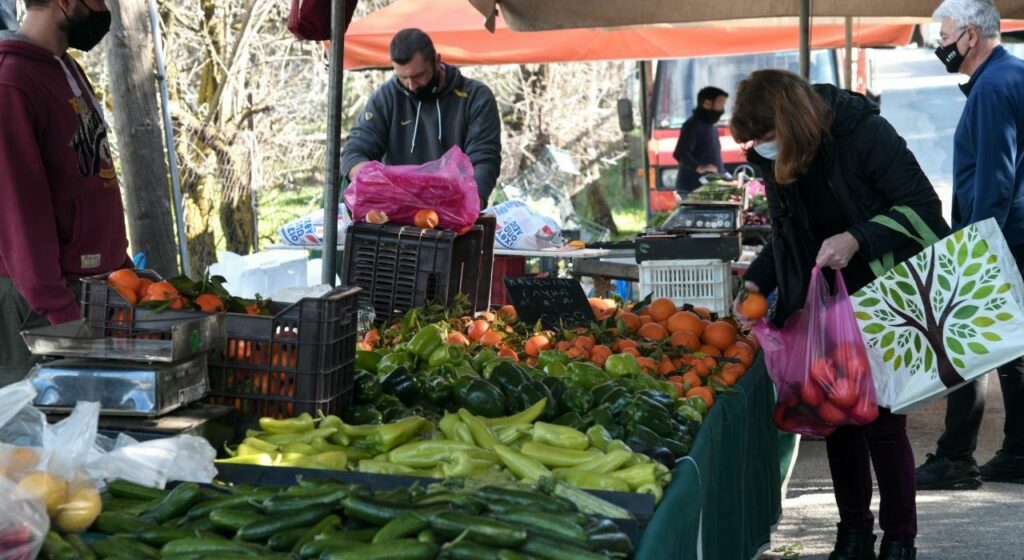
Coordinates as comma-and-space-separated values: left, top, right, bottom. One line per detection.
503, 277, 596, 329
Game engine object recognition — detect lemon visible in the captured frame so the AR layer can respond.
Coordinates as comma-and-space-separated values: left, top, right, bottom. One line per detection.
55, 486, 102, 533
16, 471, 69, 516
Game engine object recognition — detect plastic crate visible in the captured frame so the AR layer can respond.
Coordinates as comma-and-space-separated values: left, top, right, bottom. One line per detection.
342, 217, 495, 320
490, 255, 527, 306
637, 259, 733, 315
80, 270, 361, 419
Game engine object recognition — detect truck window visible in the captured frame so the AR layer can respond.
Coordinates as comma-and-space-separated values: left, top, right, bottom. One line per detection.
653, 50, 839, 129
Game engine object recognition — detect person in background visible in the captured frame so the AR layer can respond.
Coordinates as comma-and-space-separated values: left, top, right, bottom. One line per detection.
0, 0, 132, 387
673, 86, 728, 197
914, 0, 1024, 490
731, 70, 949, 560
341, 28, 502, 209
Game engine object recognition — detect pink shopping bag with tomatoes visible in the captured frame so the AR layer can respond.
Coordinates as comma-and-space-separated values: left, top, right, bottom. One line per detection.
755, 267, 879, 437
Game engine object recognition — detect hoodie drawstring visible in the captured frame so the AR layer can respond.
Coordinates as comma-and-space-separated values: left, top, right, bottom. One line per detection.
436, 100, 442, 142
410, 100, 421, 154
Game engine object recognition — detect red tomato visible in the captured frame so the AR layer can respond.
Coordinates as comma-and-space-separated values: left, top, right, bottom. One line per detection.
800, 381, 825, 407
817, 401, 848, 425
829, 378, 859, 409
774, 403, 799, 432
833, 341, 871, 382
810, 358, 838, 390
849, 396, 879, 424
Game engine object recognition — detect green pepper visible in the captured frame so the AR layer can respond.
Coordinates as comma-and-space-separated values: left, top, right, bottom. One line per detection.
342, 404, 383, 425
433, 364, 460, 383
540, 376, 567, 404
687, 396, 708, 415
586, 404, 625, 441
662, 436, 691, 458
356, 350, 383, 374
586, 425, 613, 452
356, 459, 423, 475
428, 344, 466, 368
374, 394, 403, 413
533, 422, 589, 451
515, 381, 557, 420
571, 448, 634, 474
610, 462, 671, 490
554, 469, 631, 492
493, 443, 552, 482
597, 385, 630, 416
453, 362, 480, 380
614, 375, 646, 394
377, 351, 415, 376
482, 358, 517, 380
625, 424, 664, 451
537, 350, 569, 370
285, 450, 348, 470
543, 361, 567, 378
483, 398, 548, 430
561, 386, 595, 415
604, 354, 642, 378
637, 389, 675, 412
520, 441, 601, 468
619, 396, 673, 438
387, 440, 480, 468
282, 441, 318, 454
441, 450, 499, 478
424, 376, 453, 405
675, 404, 704, 425
458, 408, 500, 450
472, 348, 498, 373
496, 423, 531, 445
259, 413, 314, 434
486, 361, 532, 394
409, 324, 445, 361
384, 406, 416, 422
258, 426, 338, 446
439, 412, 476, 444
551, 412, 587, 431
354, 371, 384, 404
565, 362, 611, 389
516, 363, 545, 380
453, 377, 506, 418
638, 482, 664, 504
381, 367, 423, 406
364, 416, 431, 453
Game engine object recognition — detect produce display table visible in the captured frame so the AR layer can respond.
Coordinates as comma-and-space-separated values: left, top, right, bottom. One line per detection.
637, 355, 793, 560
47, 402, 238, 449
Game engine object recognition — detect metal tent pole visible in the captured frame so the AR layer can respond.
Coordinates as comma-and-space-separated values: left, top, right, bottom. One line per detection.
638, 61, 652, 227
322, 0, 348, 286
799, 0, 811, 78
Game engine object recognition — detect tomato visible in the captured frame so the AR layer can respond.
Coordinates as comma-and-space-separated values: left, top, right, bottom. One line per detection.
849, 396, 879, 424
817, 401, 847, 425
466, 319, 490, 342
800, 381, 825, 407
829, 378, 859, 409
809, 358, 838, 390
774, 403, 798, 432
833, 341, 871, 382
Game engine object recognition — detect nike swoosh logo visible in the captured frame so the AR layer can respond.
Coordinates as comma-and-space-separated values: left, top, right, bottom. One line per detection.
401, 120, 412, 126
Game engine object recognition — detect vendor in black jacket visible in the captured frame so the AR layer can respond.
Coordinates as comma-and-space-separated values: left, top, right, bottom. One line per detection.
341, 29, 502, 208
673, 86, 727, 195
730, 70, 949, 560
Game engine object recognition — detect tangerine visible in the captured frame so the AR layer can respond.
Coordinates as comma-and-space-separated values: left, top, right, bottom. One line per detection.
366, 209, 389, 224
737, 291, 768, 321
702, 320, 738, 351
647, 298, 678, 322
145, 281, 179, 301
669, 329, 701, 352
107, 269, 140, 295
413, 209, 440, 229
194, 293, 226, 313
667, 311, 704, 336
699, 344, 722, 357
525, 334, 552, 357
496, 305, 517, 321
637, 322, 668, 342
616, 312, 641, 333
480, 330, 504, 348
135, 278, 153, 300
466, 319, 490, 341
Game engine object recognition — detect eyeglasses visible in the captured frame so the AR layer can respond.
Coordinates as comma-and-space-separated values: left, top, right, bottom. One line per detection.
931, 26, 969, 49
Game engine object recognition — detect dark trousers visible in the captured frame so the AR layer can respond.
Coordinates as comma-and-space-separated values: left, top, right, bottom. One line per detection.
825, 409, 917, 542
936, 245, 1024, 459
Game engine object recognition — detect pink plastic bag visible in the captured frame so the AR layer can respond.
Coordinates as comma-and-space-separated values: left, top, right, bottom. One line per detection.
754, 267, 879, 437
344, 146, 481, 231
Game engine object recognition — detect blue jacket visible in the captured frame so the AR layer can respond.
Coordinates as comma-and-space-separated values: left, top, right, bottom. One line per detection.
953, 46, 1024, 246
673, 109, 723, 193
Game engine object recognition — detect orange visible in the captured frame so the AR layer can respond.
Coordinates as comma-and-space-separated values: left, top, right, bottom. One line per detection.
588, 298, 617, 321
667, 311, 704, 336
168, 296, 186, 310
691, 307, 712, 320
621, 347, 641, 357
497, 346, 519, 362
637, 322, 668, 342
699, 344, 722, 357
496, 305, 517, 321
111, 284, 137, 305
366, 209, 389, 224
573, 335, 595, 351
525, 334, 552, 357
737, 291, 768, 321
647, 298, 678, 323
107, 269, 140, 295
724, 344, 754, 368
702, 321, 738, 351
613, 339, 640, 353
194, 293, 226, 313
480, 330, 504, 348
356, 341, 373, 352
686, 386, 715, 408
135, 278, 153, 300
682, 370, 702, 389
721, 362, 746, 379
669, 330, 701, 352
413, 209, 440, 229
145, 281, 179, 301
590, 345, 612, 366
466, 319, 490, 341
555, 340, 573, 352
636, 356, 659, 375
447, 332, 471, 347
657, 356, 677, 376
616, 312, 641, 333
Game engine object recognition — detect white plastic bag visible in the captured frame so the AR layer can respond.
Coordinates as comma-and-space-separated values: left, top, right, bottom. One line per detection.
278, 204, 352, 246
0, 478, 48, 560
485, 200, 562, 250
87, 434, 217, 489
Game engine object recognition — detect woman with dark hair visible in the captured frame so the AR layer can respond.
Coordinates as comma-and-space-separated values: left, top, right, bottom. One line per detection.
730, 70, 949, 560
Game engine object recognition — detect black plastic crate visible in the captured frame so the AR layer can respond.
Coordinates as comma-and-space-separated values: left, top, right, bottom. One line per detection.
342, 217, 495, 320
80, 271, 361, 419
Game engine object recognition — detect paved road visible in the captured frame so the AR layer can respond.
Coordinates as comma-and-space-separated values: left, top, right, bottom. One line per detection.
760, 48, 1024, 560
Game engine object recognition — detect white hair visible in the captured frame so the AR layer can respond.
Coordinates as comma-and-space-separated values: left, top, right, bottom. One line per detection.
933, 0, 1001, 38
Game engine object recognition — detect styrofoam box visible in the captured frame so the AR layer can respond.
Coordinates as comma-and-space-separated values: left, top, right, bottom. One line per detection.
208, 250, 307, 299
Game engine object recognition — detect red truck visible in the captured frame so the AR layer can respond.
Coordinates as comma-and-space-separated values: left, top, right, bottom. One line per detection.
646, 48, 875, 212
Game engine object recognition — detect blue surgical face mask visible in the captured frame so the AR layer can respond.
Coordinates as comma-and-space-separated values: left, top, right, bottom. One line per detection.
753, 139, 778, 160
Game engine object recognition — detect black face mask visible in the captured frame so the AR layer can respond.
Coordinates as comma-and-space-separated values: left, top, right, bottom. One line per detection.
410, 66, 441, 102
935, 28, 971, 74
695, 107, 724, 124
64, 1, 111, 52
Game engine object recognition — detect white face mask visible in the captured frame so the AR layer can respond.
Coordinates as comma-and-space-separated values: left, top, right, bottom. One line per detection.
753, 139, 778, 160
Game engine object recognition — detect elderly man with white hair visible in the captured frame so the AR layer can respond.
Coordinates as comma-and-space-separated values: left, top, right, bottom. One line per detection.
915, 0, 1024, 495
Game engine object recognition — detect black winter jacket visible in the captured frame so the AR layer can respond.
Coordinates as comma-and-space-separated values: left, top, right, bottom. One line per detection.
340, 64, 502, 206
743, 84, 951, 326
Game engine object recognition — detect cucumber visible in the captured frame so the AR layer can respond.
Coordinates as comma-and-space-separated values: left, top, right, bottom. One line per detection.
93, 511, 156, 534
140, 482, 202, 524
475, 486, 576, 513
261, 486, 348, 514
417, 529, 437, 545
236, 504, 333, 542
439, 541, 505, 560
428, 512, 528, 548
133, 527, 204, 547
65, 534, 98, 560
209, 508, 266, 533
587, 531, 635, 556
185, 491, 275, 520
518, 534, 607, 560
161, 537, 267, 556
102, 497, 155, 514
343, 495, 428, 526
372, 511, 431, 543
320, 540, 439, 560
42, 531, 77, 560
264, 527, 305, 551
90, 536, 160, 559
298, 534, 368, 559
497, 550, 540, 560
491, 510, 588, 544
179, 516, 218, 532
106, 479, 168, 501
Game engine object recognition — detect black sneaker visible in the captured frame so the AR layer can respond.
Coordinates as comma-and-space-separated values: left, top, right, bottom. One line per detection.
915, 453, 982, 490
979, 450, 1024, 483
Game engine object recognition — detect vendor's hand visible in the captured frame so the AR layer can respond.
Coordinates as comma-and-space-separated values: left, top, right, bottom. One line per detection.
732, 280, 762, 329
816, 232, 860, 270
348, 162, 370, 181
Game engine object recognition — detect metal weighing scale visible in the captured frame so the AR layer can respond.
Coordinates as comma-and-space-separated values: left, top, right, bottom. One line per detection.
634, 177, 746, 262
20, 315, 225, 417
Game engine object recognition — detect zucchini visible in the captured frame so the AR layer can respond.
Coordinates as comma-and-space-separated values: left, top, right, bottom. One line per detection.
261, 486, 348, 514
372, 510, 436, 543
132, 526, 203, 547
266, 527, 306, 551
439, 541, 505, 560
65, 534, 98, 560
93, 511, 156, 534
320, 540, 439, 560
428, 512, 528, 548
178, 516, 218, 532
491, 510, 588, 544
344, 495, 430, 526
497, 551, 540, 560
518, 533, 607, 560
236, 504, 333, 542
42, 531, 77, 560
210, 508, 266, 533
291, 513, 343, 553
140, 482, 202, 524
102, 497, 155, 514
106, 479, 168, 501
161, 536, 267, 556
185, 491, 275, 520
90, 536, 159, 559
475, 486, 576, 513
298, 534, 368, 559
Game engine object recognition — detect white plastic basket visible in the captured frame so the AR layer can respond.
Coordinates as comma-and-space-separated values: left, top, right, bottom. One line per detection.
638, 259, 734, 315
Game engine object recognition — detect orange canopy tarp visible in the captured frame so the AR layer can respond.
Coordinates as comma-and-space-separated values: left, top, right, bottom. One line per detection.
343, 0, 914, 70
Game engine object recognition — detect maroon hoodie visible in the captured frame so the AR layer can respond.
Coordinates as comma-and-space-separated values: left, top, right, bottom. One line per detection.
0, 33, 129, 325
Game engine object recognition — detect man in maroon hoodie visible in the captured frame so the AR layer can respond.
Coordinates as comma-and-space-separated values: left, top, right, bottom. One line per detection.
0, 0, 130, 386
